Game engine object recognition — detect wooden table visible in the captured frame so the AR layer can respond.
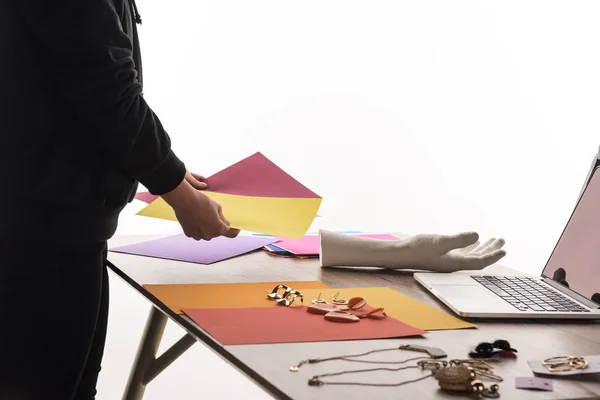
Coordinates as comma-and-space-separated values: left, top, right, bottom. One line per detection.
107, 235, 600, 400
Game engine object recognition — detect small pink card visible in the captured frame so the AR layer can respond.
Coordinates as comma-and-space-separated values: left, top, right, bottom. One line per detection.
515, 377, 553, 391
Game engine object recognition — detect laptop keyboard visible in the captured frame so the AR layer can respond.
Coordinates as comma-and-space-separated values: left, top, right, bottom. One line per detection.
472, 276, 590, 312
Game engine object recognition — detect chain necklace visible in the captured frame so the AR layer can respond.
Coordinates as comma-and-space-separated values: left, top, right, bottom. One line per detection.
308, 364, 435, 387
290, 346, 429, 371
290, 345, 441, 388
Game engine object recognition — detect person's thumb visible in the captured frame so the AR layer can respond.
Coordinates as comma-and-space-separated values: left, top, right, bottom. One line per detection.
436, 232, 479, 253
223, 227, 241, 238
217, 206, 230, 226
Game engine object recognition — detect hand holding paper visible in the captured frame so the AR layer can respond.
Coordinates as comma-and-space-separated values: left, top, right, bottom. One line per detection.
320, 230, 506, 272
184, 171, 208, 190
138, 153, 322, 239
162, 178, 240, 241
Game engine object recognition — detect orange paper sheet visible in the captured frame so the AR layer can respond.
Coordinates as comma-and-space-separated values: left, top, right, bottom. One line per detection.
144, 281, 330, 313
295, 288, 476, 331
183, 306, 426, 345
145, 283, 474, 331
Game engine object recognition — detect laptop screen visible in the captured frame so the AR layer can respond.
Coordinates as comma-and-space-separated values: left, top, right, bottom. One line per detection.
543, 167, 600, 306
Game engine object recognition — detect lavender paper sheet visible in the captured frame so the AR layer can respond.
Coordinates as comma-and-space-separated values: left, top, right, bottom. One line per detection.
110, 234, 277, 265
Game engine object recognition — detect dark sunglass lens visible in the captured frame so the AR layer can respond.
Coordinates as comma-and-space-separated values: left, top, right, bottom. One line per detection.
476, 342, 494, 353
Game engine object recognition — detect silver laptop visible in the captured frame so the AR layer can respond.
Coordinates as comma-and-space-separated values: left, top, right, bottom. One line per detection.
415, 166, 600, 319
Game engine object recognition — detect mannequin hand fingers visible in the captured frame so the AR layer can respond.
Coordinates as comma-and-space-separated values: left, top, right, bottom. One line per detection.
463, 249, 507, 270
470, 238, 495, 254
473, 238, 505, 255
459, 241, 480, 254
435, 232, 479, 253
481, 238, 506, 254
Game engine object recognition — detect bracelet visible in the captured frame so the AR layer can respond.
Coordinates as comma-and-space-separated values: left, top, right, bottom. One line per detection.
542, 356, 588, 372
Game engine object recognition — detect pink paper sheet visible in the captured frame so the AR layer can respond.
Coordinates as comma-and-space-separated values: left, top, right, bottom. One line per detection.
203, 152, 320, 198
275, 233, 398, 255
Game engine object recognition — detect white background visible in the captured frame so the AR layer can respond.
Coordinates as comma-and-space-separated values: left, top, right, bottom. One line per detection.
98, 1, 600, 398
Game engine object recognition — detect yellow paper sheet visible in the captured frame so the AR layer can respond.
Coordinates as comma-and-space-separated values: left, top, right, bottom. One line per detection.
145, 283, 474, 331
295, 288, 476, 331
144, 281, 331, 313
137, 192, 322, 239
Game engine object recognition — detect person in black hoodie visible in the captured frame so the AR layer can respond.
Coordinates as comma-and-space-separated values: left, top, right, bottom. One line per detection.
0, 0, 239, 398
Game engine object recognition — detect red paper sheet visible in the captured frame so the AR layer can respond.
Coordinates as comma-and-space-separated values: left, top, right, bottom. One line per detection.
203, 152, 320, 198
183, 306, 426, 345
275, 233, 398, 255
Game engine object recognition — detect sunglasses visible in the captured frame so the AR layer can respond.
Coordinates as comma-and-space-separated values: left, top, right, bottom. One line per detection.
469, 339, 517, 358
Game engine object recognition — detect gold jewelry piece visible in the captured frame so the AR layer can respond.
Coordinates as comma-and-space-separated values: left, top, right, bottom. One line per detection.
331, 292, 349, 305
311, 292, 326, 304
543, 356, 588, 372
266, 284, 304, 306
276, 290, 303, 307
265, 284, 292, 300
291, 346, 435, 372
434, 362, 501, 397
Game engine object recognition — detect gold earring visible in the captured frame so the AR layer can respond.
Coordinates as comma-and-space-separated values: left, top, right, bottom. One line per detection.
331, 292, 348, 305
312, 292, 326, 304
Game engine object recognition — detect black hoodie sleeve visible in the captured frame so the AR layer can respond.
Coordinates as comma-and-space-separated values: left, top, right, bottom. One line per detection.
12, 0, 186, 195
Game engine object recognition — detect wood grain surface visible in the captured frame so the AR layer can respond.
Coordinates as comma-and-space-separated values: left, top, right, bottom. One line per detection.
107, 235, 600, 400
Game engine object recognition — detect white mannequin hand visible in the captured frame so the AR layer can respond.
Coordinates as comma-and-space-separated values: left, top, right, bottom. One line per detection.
319, 230, 506, 273
402, 232, 506, 272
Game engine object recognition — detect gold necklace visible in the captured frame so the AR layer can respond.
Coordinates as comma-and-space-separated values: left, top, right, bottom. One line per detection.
307, 364, 435, 387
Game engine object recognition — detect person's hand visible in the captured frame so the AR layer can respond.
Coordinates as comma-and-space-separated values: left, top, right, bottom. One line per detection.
185, 171, 207, 190
161, 178, 240, 241
404, 232, 506, 272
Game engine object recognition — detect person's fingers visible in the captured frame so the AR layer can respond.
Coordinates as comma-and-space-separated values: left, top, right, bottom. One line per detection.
191, 232, 203, 241
223, 228, 241, 238
473, 238, 505, 255
436, 232, 479, 253
217, 206, 230, 226
181, 227, 201, 241
463, 249, 507, 270
185, 171, 208, 190
191, 172, 206, 181
459, 241, 480, 254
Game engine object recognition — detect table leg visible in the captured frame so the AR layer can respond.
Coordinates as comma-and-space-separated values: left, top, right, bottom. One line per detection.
122, 306, 197, 400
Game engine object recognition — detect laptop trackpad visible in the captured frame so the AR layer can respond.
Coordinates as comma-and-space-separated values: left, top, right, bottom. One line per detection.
432, 284, 510, 312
